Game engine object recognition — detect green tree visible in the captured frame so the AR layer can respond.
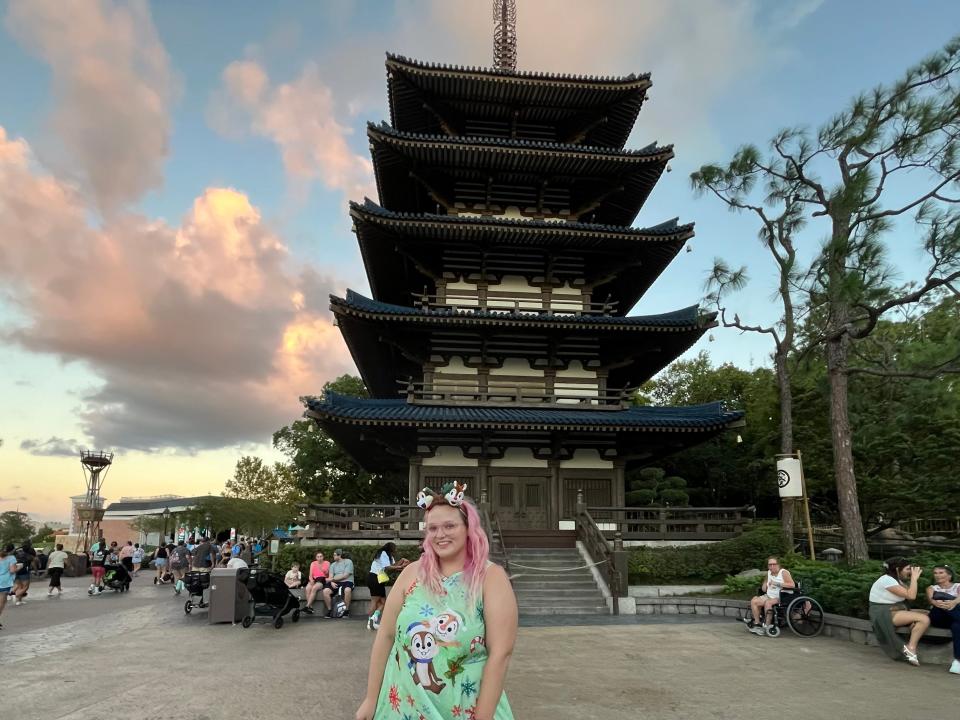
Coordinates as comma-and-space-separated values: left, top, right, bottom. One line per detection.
0, 511, 33, 547
696, 37, 960, 561
275, 374, 407, 503
225, 456, 302, 506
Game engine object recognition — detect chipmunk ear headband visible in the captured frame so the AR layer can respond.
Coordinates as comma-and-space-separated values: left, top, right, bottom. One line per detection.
416, 481, 468, 510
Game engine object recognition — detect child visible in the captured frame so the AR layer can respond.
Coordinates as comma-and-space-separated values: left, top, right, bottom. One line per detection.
284, 562, 302, 589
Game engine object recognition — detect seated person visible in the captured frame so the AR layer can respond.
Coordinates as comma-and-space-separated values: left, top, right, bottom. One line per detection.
321, 548, 354, 618
302, 552, 330, 614
746, 556, 795, 636
868, 557, 929, 665
926, 564, 960, 675
284, 563, 302, 590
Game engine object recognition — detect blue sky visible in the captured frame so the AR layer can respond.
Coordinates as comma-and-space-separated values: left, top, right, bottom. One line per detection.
1, 0, 958, 519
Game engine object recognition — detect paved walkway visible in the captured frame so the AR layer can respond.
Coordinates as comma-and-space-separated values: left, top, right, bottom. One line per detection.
2, 577, 957, 719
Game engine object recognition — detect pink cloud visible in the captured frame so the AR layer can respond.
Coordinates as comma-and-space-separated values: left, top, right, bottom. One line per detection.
209, 60, 375, 201
4, 0, 175, 215
0, 127, 354, 451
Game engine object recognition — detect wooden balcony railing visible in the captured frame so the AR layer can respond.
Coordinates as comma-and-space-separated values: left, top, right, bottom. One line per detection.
411, 290, 619, 316
587, 506, 752, 541
300, 504, 421, 540
398, 379, 636, 409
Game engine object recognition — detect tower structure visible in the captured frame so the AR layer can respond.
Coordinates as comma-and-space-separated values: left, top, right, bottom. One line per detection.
304, 44, 743, 534
77, 450, 113, 552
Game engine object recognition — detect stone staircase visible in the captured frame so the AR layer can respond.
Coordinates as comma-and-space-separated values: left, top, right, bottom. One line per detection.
507, 547, 609, 615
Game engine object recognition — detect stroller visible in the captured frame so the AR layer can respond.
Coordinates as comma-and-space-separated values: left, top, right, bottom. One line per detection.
242, 567, 300, 629
182, 571, 210, 615
102, 563, 132, 593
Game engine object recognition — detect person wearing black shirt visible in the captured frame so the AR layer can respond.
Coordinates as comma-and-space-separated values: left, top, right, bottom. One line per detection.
12, 539, 36, 605
153, 543, 169, 584
89, 543, 108, 595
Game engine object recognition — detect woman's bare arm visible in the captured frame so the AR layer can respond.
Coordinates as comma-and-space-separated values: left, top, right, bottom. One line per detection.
474, 564, 518, 720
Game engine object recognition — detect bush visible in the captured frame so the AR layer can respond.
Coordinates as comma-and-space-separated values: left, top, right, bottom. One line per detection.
660, 476, 687, 490
275, 543, 421, 579
658, 489, 690, 506
627, 521, 787, 583
626, 489, 657, 506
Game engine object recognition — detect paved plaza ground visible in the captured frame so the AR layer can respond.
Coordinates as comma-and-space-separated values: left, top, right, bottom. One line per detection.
1, 576, 956, 720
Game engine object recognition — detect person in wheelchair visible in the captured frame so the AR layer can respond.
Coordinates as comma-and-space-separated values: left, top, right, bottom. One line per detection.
746, 557, 795, 636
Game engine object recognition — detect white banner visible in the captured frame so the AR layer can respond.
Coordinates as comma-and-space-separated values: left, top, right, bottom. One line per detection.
776, 457, 804, 498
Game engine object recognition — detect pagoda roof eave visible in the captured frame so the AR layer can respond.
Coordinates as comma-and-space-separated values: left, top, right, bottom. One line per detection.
332, 290, 711, 331
386, 52, 652, 88
385, 53, 651, 149
349, 199, 695, 242
303, 392, 745, 433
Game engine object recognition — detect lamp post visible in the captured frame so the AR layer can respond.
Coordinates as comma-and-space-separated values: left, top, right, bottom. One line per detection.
161, 507, 170, 544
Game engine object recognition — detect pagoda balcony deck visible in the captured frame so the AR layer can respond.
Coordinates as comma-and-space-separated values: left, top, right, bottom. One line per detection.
587, 506, 753, 541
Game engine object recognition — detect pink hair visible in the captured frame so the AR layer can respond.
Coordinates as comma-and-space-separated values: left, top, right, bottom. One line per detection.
418, 498, 489, 602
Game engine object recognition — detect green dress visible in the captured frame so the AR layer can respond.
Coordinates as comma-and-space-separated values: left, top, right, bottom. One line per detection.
374, 569, 514, 719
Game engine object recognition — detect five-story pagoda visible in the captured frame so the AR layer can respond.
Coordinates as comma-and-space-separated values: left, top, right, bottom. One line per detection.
304, 24, 743, 535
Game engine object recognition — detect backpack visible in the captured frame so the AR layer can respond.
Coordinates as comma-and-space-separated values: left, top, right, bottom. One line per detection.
330, 586, 348, 619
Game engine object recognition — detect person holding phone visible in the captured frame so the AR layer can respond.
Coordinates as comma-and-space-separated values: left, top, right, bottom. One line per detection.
925, 564, 960, 674
869, 557, 930, 665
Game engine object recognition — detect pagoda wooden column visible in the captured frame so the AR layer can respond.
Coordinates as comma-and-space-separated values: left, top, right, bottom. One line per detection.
408, 457, 423, 504
478, 458, 490, 504
613, 459, 626, 507
548, 459, 561, 530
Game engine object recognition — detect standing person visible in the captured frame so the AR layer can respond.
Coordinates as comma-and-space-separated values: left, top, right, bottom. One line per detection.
354, 486, 516, 720
46, 544, 68, 597
12, 539, 36, 605
191, 536, 214, 572
321, 549, 355, 618
868, 557, 930, 665
926, 564, 960, 675
303, 551, 330, 615
0, 544, 22, 630
365, 542, 409, 631
152, 543, 168, 584
170, 541, 190, 583
118, 541, 134, 573
239, 543, 252, 566
132, 543, 144, 576
89, 542, 108, 595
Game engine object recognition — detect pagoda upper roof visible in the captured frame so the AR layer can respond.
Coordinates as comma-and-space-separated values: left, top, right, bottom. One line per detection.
368, 123, 672, 226
333, 289, 705, 330
386, 53, 651, 149
306, 391, 743, 433
330, 290, 713, 396
351, 200, 692, 310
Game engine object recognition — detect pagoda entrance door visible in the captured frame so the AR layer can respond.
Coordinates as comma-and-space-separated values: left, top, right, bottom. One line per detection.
491, 475, 549, 529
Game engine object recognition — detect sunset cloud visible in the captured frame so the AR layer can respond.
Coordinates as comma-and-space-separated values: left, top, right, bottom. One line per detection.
0, 127, 353, 452
209, 60, 375, 202
4, 0, 175, 214
20, 437, 84, 457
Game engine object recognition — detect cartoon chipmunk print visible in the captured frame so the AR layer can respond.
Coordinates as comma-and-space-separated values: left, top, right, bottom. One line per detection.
444, 481, 467, 505
433, 609, 465, 648
405, 621, 446, 694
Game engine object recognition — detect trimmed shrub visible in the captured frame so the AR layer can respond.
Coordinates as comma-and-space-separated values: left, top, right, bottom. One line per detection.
658, 488, 690, 506
660, 476, 687, 490
627, 521, 787, 583
626, 489, 657, 506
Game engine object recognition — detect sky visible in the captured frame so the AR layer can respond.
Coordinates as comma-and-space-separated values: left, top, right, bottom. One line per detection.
1, 0, 958, 521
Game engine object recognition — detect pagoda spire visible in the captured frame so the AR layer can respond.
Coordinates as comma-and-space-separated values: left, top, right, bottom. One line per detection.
492, 0, 517, 71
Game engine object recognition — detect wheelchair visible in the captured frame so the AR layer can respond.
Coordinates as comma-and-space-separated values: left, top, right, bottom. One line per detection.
740, 579, 825, 638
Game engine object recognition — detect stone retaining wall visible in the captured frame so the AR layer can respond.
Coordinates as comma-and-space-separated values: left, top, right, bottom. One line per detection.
631, 596, 953, 662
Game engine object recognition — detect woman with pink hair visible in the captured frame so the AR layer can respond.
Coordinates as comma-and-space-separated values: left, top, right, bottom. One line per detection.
355, 485, 516, 720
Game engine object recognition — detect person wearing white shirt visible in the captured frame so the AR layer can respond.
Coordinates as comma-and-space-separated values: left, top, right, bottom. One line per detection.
868, 557, 929, 665
46, 544, 68, 596
746, 557, 795, 636
226, 556, 248, 570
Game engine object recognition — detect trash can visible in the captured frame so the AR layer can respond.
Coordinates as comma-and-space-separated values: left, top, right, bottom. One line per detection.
208, 567, 250, 624
65, 553, 88, 578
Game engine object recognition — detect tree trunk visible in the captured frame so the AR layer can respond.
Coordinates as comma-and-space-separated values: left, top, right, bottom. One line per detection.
826, 334, 869, 562
774, 350, 796, 546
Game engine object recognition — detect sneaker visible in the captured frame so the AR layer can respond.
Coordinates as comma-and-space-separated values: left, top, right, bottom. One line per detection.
342, 610, 349, 618
15, 600, 23, 606
902, 646, 920, 666
303, 606, 314, 615
97, 586, 104, 594
948, 659, 960, 675
749, 626, 766, 636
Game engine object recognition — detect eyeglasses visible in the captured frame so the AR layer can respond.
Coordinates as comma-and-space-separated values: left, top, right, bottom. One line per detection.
426, 522, 464, 535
